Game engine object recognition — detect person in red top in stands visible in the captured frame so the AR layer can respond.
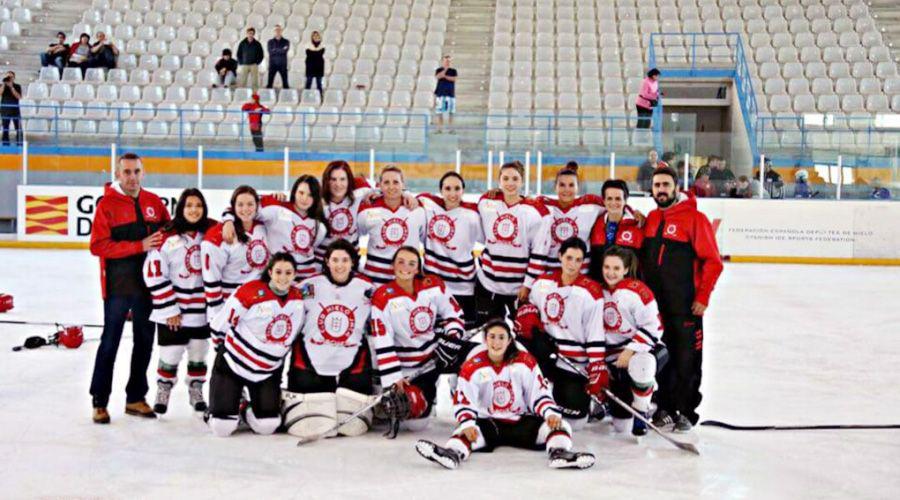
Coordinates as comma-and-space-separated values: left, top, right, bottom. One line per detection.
89, 153, 171, 424
640, 166, 722, 433
242, 93, 270, 152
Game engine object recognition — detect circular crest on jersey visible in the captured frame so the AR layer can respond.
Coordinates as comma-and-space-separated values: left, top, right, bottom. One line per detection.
184, 244, 202, 275
665, 224, 678, 236
317, 304, 356, 344
603, 301, 622, 331
427, 214, 456, 245
491, 380, 515, 412
491, 213, 520, 244
246, 239, 270, 269
265, 314, 293, 345
381, 217, 410, 247
328, 207, 354, 238
290, 224, 315, 254
550, 217, 579, 244
620, 230, 634, 243
408, 306, 435, 337
543, 292, 566, 324
145, 206, 156, 218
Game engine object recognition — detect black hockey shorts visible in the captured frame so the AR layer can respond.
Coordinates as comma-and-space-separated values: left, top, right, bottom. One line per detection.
453, 294, 478, 331
287, 341, 374, 395
471, 416, 549, 453
473, 279, 517, 327
547, 367, 590, 420
156, 323, 210, 346
208, 349, 281, 419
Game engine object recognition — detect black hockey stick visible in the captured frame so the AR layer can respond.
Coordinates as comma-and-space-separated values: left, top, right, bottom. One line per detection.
552, 354, 700, 455
0, 319, 104, 328
701, 420, 900, 431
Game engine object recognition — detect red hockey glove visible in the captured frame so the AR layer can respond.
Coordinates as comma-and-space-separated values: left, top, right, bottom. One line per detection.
514, 303, 541, 340
585, 362, 609, 398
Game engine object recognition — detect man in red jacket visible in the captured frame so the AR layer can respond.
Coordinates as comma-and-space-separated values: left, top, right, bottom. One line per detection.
640, 166, 722, 432
89, 153, 170, 424
242, 93, 270, 152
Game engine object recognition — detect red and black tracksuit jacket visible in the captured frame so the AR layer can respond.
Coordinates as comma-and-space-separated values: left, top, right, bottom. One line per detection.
639, 193, 723, 317
90, 183, 170, 298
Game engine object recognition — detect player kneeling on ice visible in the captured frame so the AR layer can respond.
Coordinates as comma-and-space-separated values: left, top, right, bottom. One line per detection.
143, 189, 217, 414
416, 319, 595, 470
282, 239, 379, 439
600, 246, 667, 437
206, 252, 304, 437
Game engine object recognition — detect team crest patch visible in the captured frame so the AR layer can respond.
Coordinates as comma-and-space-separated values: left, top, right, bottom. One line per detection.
603, 301, 622, 331
427, 214, 457, 250
488, 213, 521, 247
265, 314, 293, 344
408, 306, 435, 337
314, 304, 356, 345
491, 380, 515, 412
551, 217, 578, 244
544, 292, 566, 324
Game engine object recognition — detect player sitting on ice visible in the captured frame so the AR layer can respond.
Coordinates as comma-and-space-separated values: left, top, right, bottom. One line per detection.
600, 246, 667, 437
281, 239, 379, 439
416, 319, 595, 470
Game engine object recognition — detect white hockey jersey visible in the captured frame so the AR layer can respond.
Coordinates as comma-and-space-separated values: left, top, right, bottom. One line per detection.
369, 275, 465, 387
316, 177, 374, 261
296, 273, 374, 377
255, 195, 327, 280
475, 192, 552, 296
201, 221, 270, 327
602, 278, 663, 363
528, 270, 606, 374
144, 230, 208, 327
210, 280, 305, 382
453, 347, 560, 429
534, 194, 605, 273
418, 193, 484, 297
357, 196, 426, 285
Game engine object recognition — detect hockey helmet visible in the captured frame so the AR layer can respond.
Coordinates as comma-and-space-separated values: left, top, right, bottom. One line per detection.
58, 325, 84, 349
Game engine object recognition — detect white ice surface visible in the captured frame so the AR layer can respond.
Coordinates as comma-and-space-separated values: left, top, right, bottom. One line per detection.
1, 249, 899, 499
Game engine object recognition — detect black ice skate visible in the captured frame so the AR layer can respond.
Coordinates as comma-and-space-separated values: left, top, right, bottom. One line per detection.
154, 380, 173, 414
652, 409, 675, 431
548, 448, 596, 469
416, 440, 463, 470
674, 414, 694, 433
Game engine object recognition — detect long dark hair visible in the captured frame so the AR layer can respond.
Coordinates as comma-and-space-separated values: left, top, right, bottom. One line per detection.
601, 246, 639, 285
321, 160, 357, 205
439, 171, 465, 190
260, 252, 297, 285
230, 185, 259, 244
164, 188, 212, 234
392, 245, 425, 280
482, 318, 520, 362
322, 239, 360, 283
290, 174, 327, 228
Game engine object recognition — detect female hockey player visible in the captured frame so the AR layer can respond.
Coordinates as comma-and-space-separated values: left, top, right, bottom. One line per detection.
588, 179, 644, 281
415, 319, 595, 470
317, 160, 373, 261
201, 185, 269, 346
357, 166, 426, 285
281, 239, 378, 439
516, 237, 608, 429
369, 246, 467, 435
207, 252, 304, 437
143, 188, 216, 414
474, 161, 552, 324
599, 246, 665, 436
417, 172, 483, 329
221, 175, 327, 281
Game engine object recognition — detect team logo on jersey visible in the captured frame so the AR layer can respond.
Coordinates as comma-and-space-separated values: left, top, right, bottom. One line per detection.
488, 213, 521, 247
603, 301, 622, 331
408, 306, 435, 337
145, 206, 156, 218
328, 207, 355, 238
620, 230, 634, 243
427, 214, 457, 250
378, 218, 409, 249
291, 225, 315, 254
543, 292, 566, 324
315, 304, 357, 345
265, 314, 293, 345
665, 224, 678, 237
491, 380, 515, 412
246, 239, 270, 270
551, 217, 579, 244
179, 244, 202, 278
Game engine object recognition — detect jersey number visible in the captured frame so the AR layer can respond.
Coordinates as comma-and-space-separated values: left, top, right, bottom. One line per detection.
147, 260, 162, 278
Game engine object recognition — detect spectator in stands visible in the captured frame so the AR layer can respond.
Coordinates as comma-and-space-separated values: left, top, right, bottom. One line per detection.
637, 149, 660, 191
39, 32, 69, 76
707, 157, 735, 195
266, 24, 290, 89
690, 171, 714, 198
793, 170, 813, 198
68, 33, 93, 76
729, 176, 752, 198
760, 158, 784, 199
870, 179, 891, 200
635, 68, 660, 129
304, 31, 325, 98
1, 71, 22, 147
434, 55, 458, 132
88, 32, 119, 71
237, 27, 264, 91
214, 49, 237, 88
242, 93, 270, 152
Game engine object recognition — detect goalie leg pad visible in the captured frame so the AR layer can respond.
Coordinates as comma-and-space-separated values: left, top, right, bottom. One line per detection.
282, 391, 337, 438
628, 352, 657, 413
335, 388, 377, 437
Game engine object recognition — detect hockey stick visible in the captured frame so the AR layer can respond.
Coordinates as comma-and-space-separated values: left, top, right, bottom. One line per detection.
700, 420, 900, 431
552, 353, 700, 456
0, 319, 104, 328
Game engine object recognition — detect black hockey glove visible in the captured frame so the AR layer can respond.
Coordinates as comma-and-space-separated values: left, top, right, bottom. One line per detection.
434, 334, 465, 370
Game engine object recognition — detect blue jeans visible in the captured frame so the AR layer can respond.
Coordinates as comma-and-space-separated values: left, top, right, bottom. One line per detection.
40, 53, 65, 73
89, 293, 156, 408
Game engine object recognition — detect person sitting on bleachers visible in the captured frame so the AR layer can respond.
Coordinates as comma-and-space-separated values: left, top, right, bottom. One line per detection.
793, 170, 814, 199
39, 32, 69, 76
68, 33, 92, 76
88, 32, 119, 71
214, 49, 238, 88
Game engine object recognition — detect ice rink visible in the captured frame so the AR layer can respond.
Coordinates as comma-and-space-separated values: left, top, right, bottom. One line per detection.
1, 248, 899, 499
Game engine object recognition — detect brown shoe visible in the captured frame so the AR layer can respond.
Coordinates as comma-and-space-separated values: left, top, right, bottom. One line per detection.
124, 400, 157, 419
93, 407, 111, 424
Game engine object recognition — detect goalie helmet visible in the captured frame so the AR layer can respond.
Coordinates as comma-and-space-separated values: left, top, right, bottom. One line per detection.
0, 293, 13, 313
57, 325, 84, 349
